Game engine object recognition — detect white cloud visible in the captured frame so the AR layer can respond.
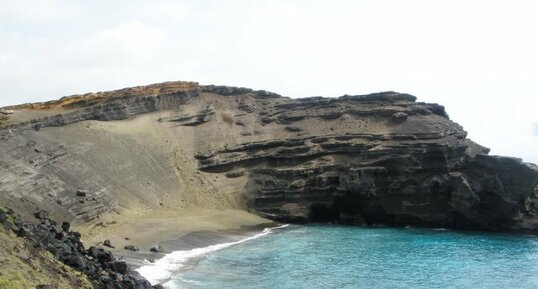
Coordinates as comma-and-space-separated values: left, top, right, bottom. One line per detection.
0, 0, 73, 22
153, 2, 189, 18
61, 22, 168, 67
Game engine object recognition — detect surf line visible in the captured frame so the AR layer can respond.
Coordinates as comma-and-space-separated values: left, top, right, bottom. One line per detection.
137, 224, 289, 285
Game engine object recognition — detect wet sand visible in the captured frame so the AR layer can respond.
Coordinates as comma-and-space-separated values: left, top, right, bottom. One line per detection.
122, 223, 279, 270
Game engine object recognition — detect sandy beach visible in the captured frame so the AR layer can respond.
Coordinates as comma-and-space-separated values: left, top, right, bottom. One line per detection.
75, 207, 276, 266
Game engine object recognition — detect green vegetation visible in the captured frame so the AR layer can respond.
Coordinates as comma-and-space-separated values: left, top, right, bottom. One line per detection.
0, 271, 25, 289
0, 207, 15, 225
0, 230, 92, 289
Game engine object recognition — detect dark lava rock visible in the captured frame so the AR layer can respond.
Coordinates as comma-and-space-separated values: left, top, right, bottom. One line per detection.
34, 210, 49, 220
88, 246, 114, 263
124, 245, 140, 251
66, 255, 87, 270
61, 221, 70, 232
76, 190, 89, 197
149, 245, 163, 253
16, 226, 27, 237
103, 239, 115, 248
2, 209, 159, 289
106, 260, 128, 274
2, 220, 12, 231
0, 211, 7, 222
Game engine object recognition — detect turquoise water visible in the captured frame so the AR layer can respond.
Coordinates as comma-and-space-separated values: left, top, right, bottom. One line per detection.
170, 225, 538, 289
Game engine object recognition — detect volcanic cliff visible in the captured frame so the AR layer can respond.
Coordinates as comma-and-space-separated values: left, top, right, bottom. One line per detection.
1, 81, 538, 232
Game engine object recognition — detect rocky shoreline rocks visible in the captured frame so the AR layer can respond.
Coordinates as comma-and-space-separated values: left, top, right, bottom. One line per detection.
0, 207, 161, 289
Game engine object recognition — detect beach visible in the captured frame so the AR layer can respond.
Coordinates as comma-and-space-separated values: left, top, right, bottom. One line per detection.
75, 207, 276, 267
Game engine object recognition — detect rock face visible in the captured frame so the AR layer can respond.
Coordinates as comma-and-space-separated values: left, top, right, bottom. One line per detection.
1, 81, 538, 233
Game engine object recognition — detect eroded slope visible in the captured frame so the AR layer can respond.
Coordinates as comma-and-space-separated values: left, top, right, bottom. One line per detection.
1, 81, 537, 232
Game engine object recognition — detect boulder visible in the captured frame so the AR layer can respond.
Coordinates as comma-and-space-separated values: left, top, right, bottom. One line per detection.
149, 245, 163, 253
61, 221, 70, 232
76, 190, 89, 197
103, 239, 115, 248
66, 255, 87, 270
2, 220, 12, 231
33, 210, 49, 220
87, 246, 114, 263
124, 245, 140, 251
16, 226, 27, 237
106, 260, 128, 274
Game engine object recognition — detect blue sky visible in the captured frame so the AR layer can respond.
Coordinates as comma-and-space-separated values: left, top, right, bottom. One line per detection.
0, 0, 537, 163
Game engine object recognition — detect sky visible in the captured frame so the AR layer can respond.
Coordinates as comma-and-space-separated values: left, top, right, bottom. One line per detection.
0, 0, 537, 164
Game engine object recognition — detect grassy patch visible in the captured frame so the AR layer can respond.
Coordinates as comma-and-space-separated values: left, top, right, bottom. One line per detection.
0, 230, 92, 289
0, 272, 26, 289
0, 207, 15, 225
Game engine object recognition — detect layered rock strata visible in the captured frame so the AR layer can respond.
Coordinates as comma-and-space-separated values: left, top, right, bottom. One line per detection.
1, 81, 537, 232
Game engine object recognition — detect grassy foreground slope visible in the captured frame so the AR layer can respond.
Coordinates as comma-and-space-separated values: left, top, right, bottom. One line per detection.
0, 229, 92, 289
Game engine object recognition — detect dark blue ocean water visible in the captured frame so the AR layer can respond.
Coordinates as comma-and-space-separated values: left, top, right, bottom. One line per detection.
168, 225, 538, 289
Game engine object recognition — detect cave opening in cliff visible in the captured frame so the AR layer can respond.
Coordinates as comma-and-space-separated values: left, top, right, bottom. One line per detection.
309, 203, 338, 222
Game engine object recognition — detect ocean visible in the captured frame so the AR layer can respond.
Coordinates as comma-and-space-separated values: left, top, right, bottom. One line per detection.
138, 225, 538, 289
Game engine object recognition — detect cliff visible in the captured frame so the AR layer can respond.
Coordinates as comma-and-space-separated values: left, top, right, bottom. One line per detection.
1, 81, 537, 233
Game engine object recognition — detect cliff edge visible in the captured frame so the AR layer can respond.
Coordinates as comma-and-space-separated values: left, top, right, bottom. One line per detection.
1, 81, 537, 233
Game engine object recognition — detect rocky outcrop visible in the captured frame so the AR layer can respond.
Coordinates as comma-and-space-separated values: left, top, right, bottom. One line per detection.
1, 207, 160, 289
191, 92, 538, 232
0, 88, 198, 133
1, 81, 537, 233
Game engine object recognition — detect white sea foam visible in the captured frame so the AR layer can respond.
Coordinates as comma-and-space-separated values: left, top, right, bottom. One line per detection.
137, 224, 289, 286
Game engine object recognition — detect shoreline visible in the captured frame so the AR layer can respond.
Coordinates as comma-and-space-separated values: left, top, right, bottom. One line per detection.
121, 221, 282, 269
75, 207, 274, 252
73, 207, 278, 284
136, 223, 289, 287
